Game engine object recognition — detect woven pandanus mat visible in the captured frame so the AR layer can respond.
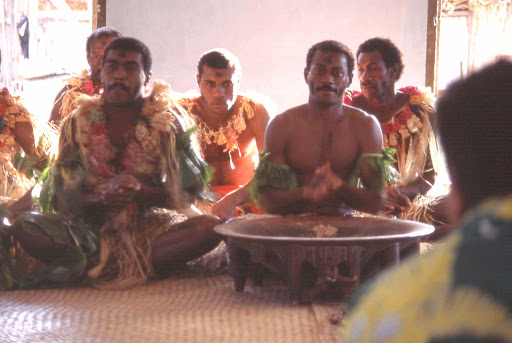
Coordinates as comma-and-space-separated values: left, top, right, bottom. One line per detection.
0, 275, 340, 343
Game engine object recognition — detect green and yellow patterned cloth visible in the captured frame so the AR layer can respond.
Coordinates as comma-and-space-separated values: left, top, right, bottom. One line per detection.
342, 194, 512, 342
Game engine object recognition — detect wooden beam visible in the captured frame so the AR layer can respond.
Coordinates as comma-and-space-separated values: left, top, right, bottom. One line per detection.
425, 0, 441, 95
97, 0, 106, 27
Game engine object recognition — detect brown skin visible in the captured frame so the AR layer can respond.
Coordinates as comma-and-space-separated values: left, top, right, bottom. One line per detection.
49, 36, 116, 126
11, 120, 36, 156
51, 48, 221, 274
260, 50, 384, 215
352, 50, 436, 215
195, 65, 270, 220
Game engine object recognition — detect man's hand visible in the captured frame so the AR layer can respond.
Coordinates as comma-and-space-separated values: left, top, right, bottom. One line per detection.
102, 174, 141, 209
211, 195, 238, 222
303, 162, 343, 202
383, 185, 411, 215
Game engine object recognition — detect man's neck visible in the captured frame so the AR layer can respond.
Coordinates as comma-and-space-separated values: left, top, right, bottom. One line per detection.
307, 98, 344, 121
103, 100, 143, 126
198, 98, 236, 127
361, 87, 402, 122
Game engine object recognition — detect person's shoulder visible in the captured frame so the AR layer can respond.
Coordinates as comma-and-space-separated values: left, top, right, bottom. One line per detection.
274, 104, 306, 123
266, 105, 305, 135
171, 90, 201, 115
344, 104, 379, 128
237, 91, 276, 118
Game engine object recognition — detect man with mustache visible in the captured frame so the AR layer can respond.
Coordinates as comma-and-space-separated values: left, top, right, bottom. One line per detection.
49, 26, 122, 126
176, 49, 270, 220
1, 37, 222, 290
253, 40, 388, 216
345, 38, 450, 237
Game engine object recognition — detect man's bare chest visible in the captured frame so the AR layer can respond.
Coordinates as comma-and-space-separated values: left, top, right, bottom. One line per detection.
286, 123, 359, 177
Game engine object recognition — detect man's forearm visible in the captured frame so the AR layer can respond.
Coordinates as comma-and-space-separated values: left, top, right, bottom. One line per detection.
337, 183, 384, 214
259, 187, 308, 214
400, 171, 436, 199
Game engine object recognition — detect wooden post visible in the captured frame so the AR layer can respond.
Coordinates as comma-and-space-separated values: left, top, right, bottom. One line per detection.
0, 0, 22, 89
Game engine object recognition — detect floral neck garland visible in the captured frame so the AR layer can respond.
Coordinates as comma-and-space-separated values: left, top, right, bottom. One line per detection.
63, 81, 178, 195
179, 95, 255, 155
58, 70, 102, 120
344, 86, 433, 147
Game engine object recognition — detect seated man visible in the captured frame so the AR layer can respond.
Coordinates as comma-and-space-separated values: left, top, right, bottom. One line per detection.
0, 37, 221, 290
0, 87, 37, 201
342, 60, 512, 343
49, 27, 122, 126
254, 40, 387, 216
345, 38, 450, 236
176, 49, 270, 220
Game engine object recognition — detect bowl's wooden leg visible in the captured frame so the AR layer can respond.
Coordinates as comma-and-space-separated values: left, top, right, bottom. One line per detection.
380, 242, 400, 269
227, 240, 251, 292
399, 239, 421, 260
287, 246, 306, 304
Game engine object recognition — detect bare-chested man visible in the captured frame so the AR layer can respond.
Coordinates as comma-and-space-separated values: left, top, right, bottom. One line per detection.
177, 49, 270, 220
254, 40, 386, 215
49, 27, 121, 125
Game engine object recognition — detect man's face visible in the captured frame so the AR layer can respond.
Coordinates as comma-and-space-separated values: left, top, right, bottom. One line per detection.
304, 50, 350, 107
357, 50, 396, 99
101, 49, 147, 106
87, 36, 117, 84
196, 65, 240, 115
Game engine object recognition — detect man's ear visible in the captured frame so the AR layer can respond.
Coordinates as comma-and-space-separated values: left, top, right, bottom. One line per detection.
196, 74, 201, 86
145, 70, 152, 86
304, 67, 309, 83
390, 64, 399, 80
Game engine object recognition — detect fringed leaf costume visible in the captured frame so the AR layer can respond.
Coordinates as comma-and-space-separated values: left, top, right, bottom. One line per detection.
0, 81, 211, 290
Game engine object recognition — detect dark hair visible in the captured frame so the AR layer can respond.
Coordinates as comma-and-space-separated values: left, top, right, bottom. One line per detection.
356, 38, 405, 81
306, 40, 355, 82
197, 48, 241, 79
436, 60, 512, 210
85, 27, 122, 56
102, 37, 152, 76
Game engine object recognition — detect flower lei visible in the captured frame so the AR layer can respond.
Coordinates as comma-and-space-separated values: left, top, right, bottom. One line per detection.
180, 95, 255, 155
59, 81, 177, 196
344, 87, 431, 145
84, 103, 169, 189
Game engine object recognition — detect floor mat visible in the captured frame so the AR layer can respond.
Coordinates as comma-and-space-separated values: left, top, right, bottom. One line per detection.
0, 275, 341, 343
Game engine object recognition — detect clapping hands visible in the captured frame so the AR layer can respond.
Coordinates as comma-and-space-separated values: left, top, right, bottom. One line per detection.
303, 162, 343, 202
